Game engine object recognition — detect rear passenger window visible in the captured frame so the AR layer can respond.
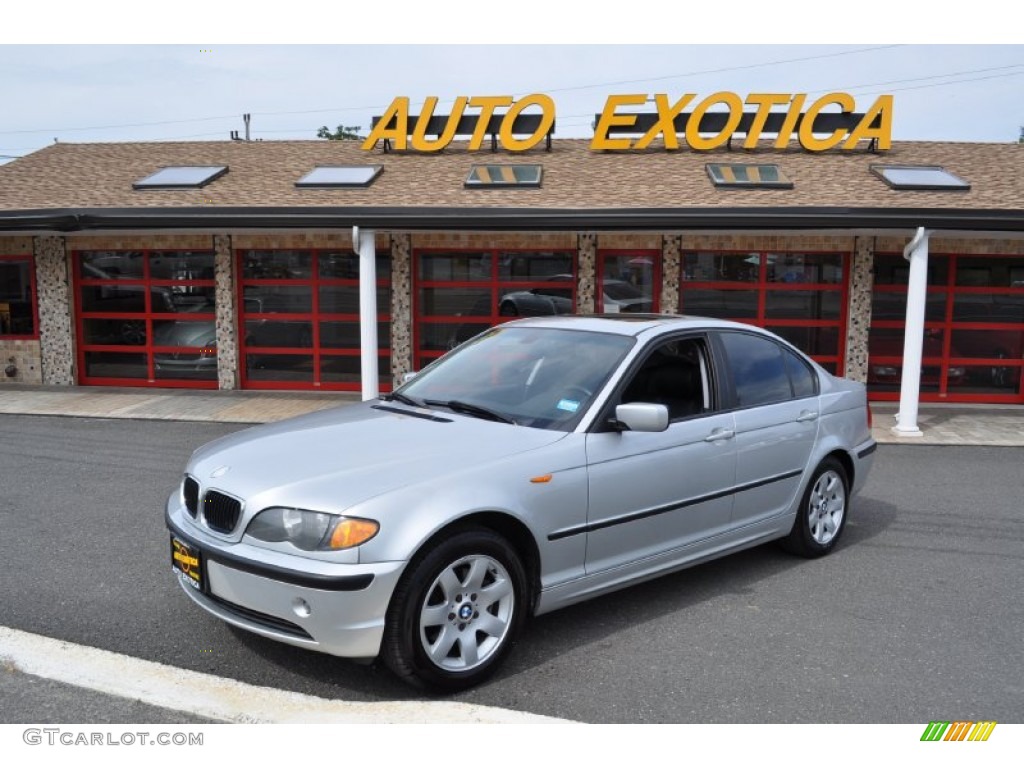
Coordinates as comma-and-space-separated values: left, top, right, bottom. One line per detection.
783, 347, 817, 398
719, 332, 791, 407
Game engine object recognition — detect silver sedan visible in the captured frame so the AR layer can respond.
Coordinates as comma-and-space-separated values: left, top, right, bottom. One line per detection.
166, 315, 876, 691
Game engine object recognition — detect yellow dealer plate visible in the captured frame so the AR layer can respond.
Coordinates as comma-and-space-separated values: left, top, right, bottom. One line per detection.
171, 536, 202, 592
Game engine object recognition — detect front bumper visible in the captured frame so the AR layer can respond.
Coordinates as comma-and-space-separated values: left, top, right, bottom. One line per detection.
166, 500, 406, 659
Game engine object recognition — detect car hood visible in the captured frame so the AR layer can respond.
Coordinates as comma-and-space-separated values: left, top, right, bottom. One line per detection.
187, 401, 566, 515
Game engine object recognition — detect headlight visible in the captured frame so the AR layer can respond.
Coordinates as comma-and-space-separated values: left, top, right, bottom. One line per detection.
948, 367, 966, 378
871, 365, 898, 376
245, 507, 379, 551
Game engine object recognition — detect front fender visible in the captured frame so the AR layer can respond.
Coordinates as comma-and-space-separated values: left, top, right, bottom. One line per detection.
351, 435, 589, 591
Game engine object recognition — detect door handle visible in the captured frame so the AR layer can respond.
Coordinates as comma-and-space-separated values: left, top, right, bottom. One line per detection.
796, 410, 819, 423
704, 428, 735, 442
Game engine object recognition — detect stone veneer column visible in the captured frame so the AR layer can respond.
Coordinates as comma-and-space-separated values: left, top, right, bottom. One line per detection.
390, 233, 413, 381
576, 233, 597, 314
660, 235, 681, 314
213, 235, 238, 390
843, 236, 874, 383
33, 235, 75, 385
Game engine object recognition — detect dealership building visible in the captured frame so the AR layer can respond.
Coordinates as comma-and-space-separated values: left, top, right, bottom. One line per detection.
1, 97, 1022, 408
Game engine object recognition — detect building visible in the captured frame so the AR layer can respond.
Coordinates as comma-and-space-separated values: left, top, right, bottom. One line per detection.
0, 130, 1022, 406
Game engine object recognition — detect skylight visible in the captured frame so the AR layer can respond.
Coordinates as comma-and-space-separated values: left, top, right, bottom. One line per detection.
870, 165, 970, 190
133, 166, 228, 189
465, 165, 543, 188
706, 163, 793, 189
295, 166, 383, 188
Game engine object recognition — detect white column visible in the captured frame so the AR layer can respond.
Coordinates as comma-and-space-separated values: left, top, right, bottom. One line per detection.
892, 228, 929, 437
356, 227, 379, 401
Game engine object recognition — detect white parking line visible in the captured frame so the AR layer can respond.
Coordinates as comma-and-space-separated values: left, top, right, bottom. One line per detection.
0, 626, 569, 724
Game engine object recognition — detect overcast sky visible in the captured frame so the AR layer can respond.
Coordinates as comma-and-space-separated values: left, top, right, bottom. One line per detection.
2, 6, 1022, 165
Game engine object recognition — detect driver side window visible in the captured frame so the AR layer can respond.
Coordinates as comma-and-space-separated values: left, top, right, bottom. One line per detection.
620, 337, 711, 421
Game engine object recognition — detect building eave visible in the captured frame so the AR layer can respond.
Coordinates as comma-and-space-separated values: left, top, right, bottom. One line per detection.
1, 206, 1023, 234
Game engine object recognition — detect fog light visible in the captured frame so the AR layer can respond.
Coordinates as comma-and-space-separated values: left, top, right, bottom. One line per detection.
292, 598, 311, 618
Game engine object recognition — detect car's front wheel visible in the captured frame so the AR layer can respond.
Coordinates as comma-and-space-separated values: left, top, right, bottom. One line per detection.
382, 528, 528, 692
781, 457, 849, 558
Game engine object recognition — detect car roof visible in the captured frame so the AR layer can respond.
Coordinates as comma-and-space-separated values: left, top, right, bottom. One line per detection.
500, 314, 765, 337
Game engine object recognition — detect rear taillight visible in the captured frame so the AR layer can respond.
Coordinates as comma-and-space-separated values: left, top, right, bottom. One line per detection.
866, 402, 873, 429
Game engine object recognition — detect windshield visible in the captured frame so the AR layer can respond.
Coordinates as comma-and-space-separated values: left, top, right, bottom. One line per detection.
395, 326, 635, 430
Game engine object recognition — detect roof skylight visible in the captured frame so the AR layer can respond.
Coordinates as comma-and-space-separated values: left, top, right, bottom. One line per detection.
133, 166, 228, 189
706, 163, 793, 189
295, 166, 383, 188
465, 165, 543, 188
870, 165, 970, 190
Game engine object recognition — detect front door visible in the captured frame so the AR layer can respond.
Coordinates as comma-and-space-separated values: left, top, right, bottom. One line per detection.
584, 336, 737, 575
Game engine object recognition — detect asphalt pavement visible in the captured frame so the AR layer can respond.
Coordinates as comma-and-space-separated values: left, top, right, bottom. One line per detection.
1, 410, 1021, 724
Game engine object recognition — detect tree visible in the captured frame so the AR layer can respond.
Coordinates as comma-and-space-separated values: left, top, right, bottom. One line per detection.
317, 125, 363, 141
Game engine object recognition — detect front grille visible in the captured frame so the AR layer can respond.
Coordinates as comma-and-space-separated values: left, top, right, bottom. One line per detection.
203, 490, 242, 533
183, 476, 199, 517
206, 594, 314, 640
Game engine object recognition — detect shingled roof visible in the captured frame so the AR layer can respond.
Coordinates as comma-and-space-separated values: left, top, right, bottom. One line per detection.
0, 138, 1021, 232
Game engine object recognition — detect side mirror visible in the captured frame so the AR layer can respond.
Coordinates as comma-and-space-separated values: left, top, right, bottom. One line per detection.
613, 403, 669, 433
402, 371, 419, 383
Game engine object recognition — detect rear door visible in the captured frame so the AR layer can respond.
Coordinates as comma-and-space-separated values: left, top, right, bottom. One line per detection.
713, 330, 820, 531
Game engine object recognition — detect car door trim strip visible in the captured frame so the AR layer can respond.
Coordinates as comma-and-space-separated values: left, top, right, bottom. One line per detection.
547, 468, 803, 541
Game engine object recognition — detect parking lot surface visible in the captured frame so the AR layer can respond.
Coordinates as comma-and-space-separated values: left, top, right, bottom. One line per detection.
1, 412, 1020, 723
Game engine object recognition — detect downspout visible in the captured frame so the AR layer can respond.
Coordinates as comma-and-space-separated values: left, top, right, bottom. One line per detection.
892, 227, 929, 437
355, 226, 379, 401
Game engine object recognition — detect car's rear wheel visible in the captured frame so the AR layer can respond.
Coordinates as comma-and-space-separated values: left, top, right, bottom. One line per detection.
382, 528, 528, 692
781, 457, 848, 558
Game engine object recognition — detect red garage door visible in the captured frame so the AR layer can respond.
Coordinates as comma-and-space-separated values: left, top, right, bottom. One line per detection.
237, 248, 391, 391
74, 250, 218, 388
869, 253, 1024, 403
679, 250, 849, 375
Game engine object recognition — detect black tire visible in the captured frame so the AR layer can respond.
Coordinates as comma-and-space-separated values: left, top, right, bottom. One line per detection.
498, 302, 519, 317
781, 457, 849, 558
382, 528, 528, 692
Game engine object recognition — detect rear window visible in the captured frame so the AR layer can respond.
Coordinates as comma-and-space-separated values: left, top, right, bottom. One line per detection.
719, 332, 793, 407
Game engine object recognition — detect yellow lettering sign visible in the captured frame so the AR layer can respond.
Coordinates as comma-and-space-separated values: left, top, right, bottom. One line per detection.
799, 92, 856, 152
364, 92, 892, 153
361, 97, 410, 151
843, 94, 893, 151
744, 94, 792, 149
686, 92, 744, 151
363, 95, 555, 152
634, 94, 695, 150
499, 94, 556, 152
410, 96, 469, 152
591, 92, 891, 152
467, 96, 514, 150
591, 94, 647, 151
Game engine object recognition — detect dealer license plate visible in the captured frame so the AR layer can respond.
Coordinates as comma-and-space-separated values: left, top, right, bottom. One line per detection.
171, 535, 202, 591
